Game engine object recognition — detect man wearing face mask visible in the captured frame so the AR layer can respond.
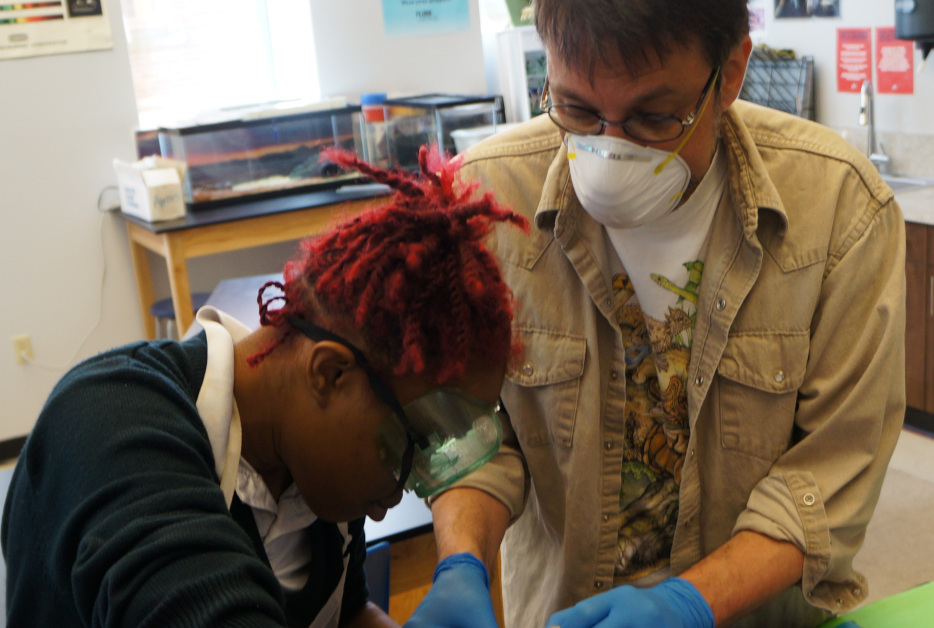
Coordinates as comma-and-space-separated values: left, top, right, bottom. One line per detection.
402, 1, 906, 628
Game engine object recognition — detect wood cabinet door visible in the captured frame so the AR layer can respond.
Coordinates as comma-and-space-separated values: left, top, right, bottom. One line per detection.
904, 222, 927, 410
926, 227, 934, 413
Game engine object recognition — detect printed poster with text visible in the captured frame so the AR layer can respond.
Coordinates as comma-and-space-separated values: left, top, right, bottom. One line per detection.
837, 28, 872, 93
0, 0, 112, 60
876, 26, 914, 94
382, 0, 470, 38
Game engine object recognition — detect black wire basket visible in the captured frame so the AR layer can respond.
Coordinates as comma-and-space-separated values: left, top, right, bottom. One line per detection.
740, 47, 816, 121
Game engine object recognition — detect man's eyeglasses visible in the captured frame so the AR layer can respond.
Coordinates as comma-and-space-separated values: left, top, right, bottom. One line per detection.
540, 66, 721, 143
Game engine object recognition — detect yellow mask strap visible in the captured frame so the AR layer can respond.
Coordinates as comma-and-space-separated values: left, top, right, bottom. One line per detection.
654, 67, 720, 175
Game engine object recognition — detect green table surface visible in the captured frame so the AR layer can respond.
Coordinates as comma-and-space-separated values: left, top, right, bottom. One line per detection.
818, 581, 934, 628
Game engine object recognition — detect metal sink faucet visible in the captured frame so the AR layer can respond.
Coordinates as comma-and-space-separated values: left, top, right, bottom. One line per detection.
858, 79, 891, 174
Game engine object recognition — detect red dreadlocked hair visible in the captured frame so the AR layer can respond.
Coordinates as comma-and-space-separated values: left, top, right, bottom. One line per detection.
248, 144, 529, 385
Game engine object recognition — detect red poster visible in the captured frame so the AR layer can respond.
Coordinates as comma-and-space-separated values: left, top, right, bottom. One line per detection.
837, 28, 872, 93
876, 26, 914, 94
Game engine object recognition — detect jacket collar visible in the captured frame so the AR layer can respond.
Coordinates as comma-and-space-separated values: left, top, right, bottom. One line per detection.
720, 102, 788, 237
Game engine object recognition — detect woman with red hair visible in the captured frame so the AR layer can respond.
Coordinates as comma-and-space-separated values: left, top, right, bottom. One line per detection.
2, 146, 527, 628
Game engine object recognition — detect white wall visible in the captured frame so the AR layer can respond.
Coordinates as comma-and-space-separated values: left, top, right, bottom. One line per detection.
0, 0, 139, 441
757, 0, 934, 169
309, 0, 487, 100
0, 0, 297, 443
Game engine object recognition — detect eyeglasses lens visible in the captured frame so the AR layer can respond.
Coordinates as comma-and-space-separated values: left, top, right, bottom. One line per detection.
547, 106, 684, 142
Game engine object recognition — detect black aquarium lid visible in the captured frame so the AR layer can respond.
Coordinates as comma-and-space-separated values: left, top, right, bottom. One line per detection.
381, 93, 499, 108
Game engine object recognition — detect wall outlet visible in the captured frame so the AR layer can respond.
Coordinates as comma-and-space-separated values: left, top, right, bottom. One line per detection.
12, 334, 33, 365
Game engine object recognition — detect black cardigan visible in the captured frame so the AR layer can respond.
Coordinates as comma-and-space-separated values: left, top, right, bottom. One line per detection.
1, 333, 369, 627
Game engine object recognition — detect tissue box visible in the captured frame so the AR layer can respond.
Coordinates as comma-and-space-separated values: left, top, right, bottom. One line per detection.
113, 157, 187, 222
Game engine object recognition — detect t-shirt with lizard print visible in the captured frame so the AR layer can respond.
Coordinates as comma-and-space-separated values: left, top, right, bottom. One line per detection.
603, 146, 726, 584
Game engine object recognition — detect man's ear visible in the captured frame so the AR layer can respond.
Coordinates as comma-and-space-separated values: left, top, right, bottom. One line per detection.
718, 34, 753, 111
306, 341, 357, 407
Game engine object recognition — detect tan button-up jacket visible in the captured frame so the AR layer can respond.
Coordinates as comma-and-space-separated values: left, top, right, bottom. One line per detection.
452, 100, 906, 628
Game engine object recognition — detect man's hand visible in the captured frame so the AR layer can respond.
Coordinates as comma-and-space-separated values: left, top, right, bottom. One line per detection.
403, 553, 498, 628
545, 578, 714, 628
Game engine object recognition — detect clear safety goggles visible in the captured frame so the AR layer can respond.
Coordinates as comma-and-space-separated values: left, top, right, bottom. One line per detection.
374, 387, 502, 497
288, 317, 503, 497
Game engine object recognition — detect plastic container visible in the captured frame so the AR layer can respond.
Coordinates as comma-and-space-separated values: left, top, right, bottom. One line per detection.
361, 92, 389, 168
157, 104, 367, 209
450, 122, 521, 153
379, 94, 504, 169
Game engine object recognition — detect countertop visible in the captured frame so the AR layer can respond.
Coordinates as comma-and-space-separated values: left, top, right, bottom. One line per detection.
895, 186, 934, 226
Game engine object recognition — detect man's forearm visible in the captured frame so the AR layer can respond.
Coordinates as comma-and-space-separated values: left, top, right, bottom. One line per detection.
431, 487, 511, 572
680, 530, 805, 626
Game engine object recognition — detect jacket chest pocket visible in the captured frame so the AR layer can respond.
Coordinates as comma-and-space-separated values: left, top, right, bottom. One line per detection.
503, 328, 587, 448
714, 331, 809, 462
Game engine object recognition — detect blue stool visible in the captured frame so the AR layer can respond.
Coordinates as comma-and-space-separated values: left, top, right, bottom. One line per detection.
149, 292, 210, 339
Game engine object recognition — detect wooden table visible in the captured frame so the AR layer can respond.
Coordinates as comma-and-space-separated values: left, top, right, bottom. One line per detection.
122, 184, 389, 339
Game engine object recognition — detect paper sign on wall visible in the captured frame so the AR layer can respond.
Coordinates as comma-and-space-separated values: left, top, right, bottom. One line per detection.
837, 28, 872, 93
876, 26, 914, 95
382, 0, 470, 38
0, 0, 112, 61
748, 0, 767, 43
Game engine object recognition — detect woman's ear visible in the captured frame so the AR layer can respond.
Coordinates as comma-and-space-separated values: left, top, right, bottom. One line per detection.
718, 34, 753, 112
306, 341, 357, 407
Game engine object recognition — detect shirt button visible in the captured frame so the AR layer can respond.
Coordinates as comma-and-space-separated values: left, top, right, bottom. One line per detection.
604, 441, 613, 450
602, 513, 610, 522
605, 298, 612, 308
716, 298, 727, 311
694, 376, 704, 386
594, 581, 604, 589
774, 370, 785, 383
852, 587, 862, 597
521, 363, 534, 377
610, 370, 619, 381
802, 493, 816, 506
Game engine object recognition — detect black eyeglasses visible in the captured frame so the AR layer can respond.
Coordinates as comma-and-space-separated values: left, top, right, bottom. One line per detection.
540, 67, 720, 143
287, 317, 429, 493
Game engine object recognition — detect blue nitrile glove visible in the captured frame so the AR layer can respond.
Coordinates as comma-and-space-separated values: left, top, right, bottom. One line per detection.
403, 553, 498, 628
545, 577, 714, 628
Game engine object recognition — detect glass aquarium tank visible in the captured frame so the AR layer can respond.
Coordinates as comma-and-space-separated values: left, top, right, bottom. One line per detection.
377, 94, 504, 170
158, 105, 367, 209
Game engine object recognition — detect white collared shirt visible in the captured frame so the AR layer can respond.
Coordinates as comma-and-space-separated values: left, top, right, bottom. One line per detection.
194, 306, 328, 592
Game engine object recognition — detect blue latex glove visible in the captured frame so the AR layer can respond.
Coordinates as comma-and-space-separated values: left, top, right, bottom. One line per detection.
545, 577, 714, 628
403, 553, 498, 628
